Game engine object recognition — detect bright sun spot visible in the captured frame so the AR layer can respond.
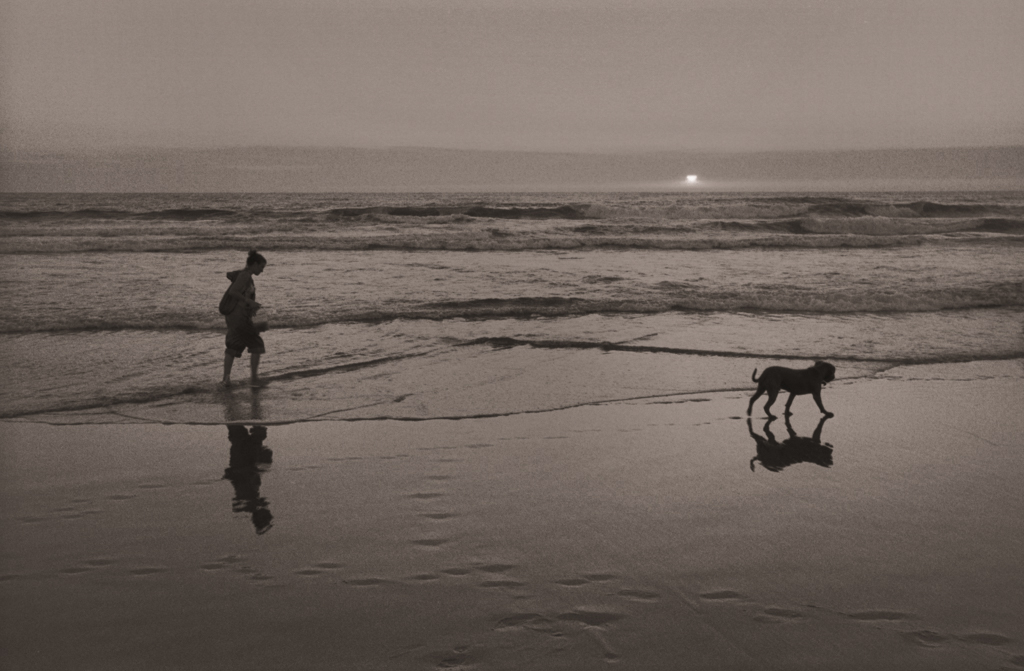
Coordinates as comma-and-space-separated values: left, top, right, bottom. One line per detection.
686, 175, 698, 184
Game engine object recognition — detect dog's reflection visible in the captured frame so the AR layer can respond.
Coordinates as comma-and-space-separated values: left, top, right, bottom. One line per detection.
748, 415, 834, 473
224, 425, 274, 534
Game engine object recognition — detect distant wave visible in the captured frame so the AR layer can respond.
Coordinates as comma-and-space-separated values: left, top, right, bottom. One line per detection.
135, 208, 238, 220
4, 193, 1023, 257
3, 223, 1022, 255
903, 201, 993, 217
326, 204, 592, 220
5, 285, 1022, 334
327, 206, 451, 218
3, 195, 1019, 225
975, 218, 1024, 233
0, 207, 239, 221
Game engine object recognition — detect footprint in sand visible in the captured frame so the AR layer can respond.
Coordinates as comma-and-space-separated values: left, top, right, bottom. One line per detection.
755, 607, 805, 622
847, 610, 915, 622
51, 504, 92, 518
617, 589, 660, 602
58, 566, 93, 575
408, 492, 445, 500
295, 562, 344, 575
554, 573, 619, 587
441, 568, 472, 576
200, 555, 246, 571
900, 630, 1012, 650
497, 612, 619, 659
497, 613, 546, 627
57, 558, 117, 575
435, 645, 472, 669
129, 567, 169, 576
554, 578, 590, 587
699, 590, 747, 601
956, 633, 1013, 646
902, 631, 950, 647
480, 580, 525, 589
495, 613, 563, 636
412, 538, 450, 547
556, 611, 626, 627
346, 578, 387, 586
476, 564, 517, 574
60, 510, 99, 520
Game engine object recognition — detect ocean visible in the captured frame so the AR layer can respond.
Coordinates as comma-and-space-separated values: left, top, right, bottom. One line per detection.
2, 191, 1022, 424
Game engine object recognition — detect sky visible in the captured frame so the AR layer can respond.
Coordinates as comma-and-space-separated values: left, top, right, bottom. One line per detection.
2, 0, 1023, 155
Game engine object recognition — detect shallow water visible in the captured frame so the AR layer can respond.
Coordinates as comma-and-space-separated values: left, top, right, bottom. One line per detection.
1, 191, 1022, 422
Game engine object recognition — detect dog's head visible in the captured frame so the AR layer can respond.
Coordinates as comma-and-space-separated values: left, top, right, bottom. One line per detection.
813, 361, 836, 385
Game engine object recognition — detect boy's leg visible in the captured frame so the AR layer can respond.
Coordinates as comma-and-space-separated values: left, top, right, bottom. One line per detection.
250, 352, 261, 382
222, 350, 235, 385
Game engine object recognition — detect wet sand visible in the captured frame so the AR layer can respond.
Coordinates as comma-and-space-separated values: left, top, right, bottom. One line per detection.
2, 362, 1023, 670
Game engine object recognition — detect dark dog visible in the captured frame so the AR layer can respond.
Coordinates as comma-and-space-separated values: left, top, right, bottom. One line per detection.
747, 361, 835, 418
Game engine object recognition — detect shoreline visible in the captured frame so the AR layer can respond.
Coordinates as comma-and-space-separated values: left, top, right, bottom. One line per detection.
8, 355, 1022, 428
2, 365, 1022, 669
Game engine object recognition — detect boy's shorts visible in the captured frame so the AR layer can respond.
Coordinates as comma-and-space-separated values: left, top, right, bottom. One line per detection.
225, 330, 265, 358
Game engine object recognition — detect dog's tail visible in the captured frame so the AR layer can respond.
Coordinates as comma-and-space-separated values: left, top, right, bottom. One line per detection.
751, 368, 760, 383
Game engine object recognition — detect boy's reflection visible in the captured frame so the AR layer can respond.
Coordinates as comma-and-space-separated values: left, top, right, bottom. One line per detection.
748, 415, 834, 473
221, 385, 263, 424
224, 425, 274, 534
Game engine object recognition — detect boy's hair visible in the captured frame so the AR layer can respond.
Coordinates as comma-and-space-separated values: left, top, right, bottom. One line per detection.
247, 250, 267, 266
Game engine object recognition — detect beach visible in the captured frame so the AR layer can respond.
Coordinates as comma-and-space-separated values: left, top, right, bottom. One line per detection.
2, 355, 1023, 670
1, 190, 1023, 668
5, 0, 1024, 665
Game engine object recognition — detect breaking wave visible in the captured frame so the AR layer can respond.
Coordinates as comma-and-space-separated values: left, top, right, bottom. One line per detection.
3, 193, 1022, 255
5, 283, 1022, 335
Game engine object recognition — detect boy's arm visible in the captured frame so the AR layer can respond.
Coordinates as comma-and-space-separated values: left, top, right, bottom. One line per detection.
227, 271, 259, 309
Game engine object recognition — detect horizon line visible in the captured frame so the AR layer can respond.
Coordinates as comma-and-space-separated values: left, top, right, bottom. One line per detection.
6, 144, 1024, 156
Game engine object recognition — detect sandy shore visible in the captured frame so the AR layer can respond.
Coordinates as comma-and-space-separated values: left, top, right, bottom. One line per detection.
2, 361, 1023, 670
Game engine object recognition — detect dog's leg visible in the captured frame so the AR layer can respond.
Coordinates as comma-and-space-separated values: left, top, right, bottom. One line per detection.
784, 392, 796, 416
747, 388, 764, 415
811, 390, 833, 417
763, 390, 778, 418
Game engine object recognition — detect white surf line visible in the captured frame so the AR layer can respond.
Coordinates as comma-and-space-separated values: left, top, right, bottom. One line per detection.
320, 389, 742, 424
611, 332, 660, 345
464, 336, 897, 363
101, 397, 407, 426
286, 397, 410, 423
